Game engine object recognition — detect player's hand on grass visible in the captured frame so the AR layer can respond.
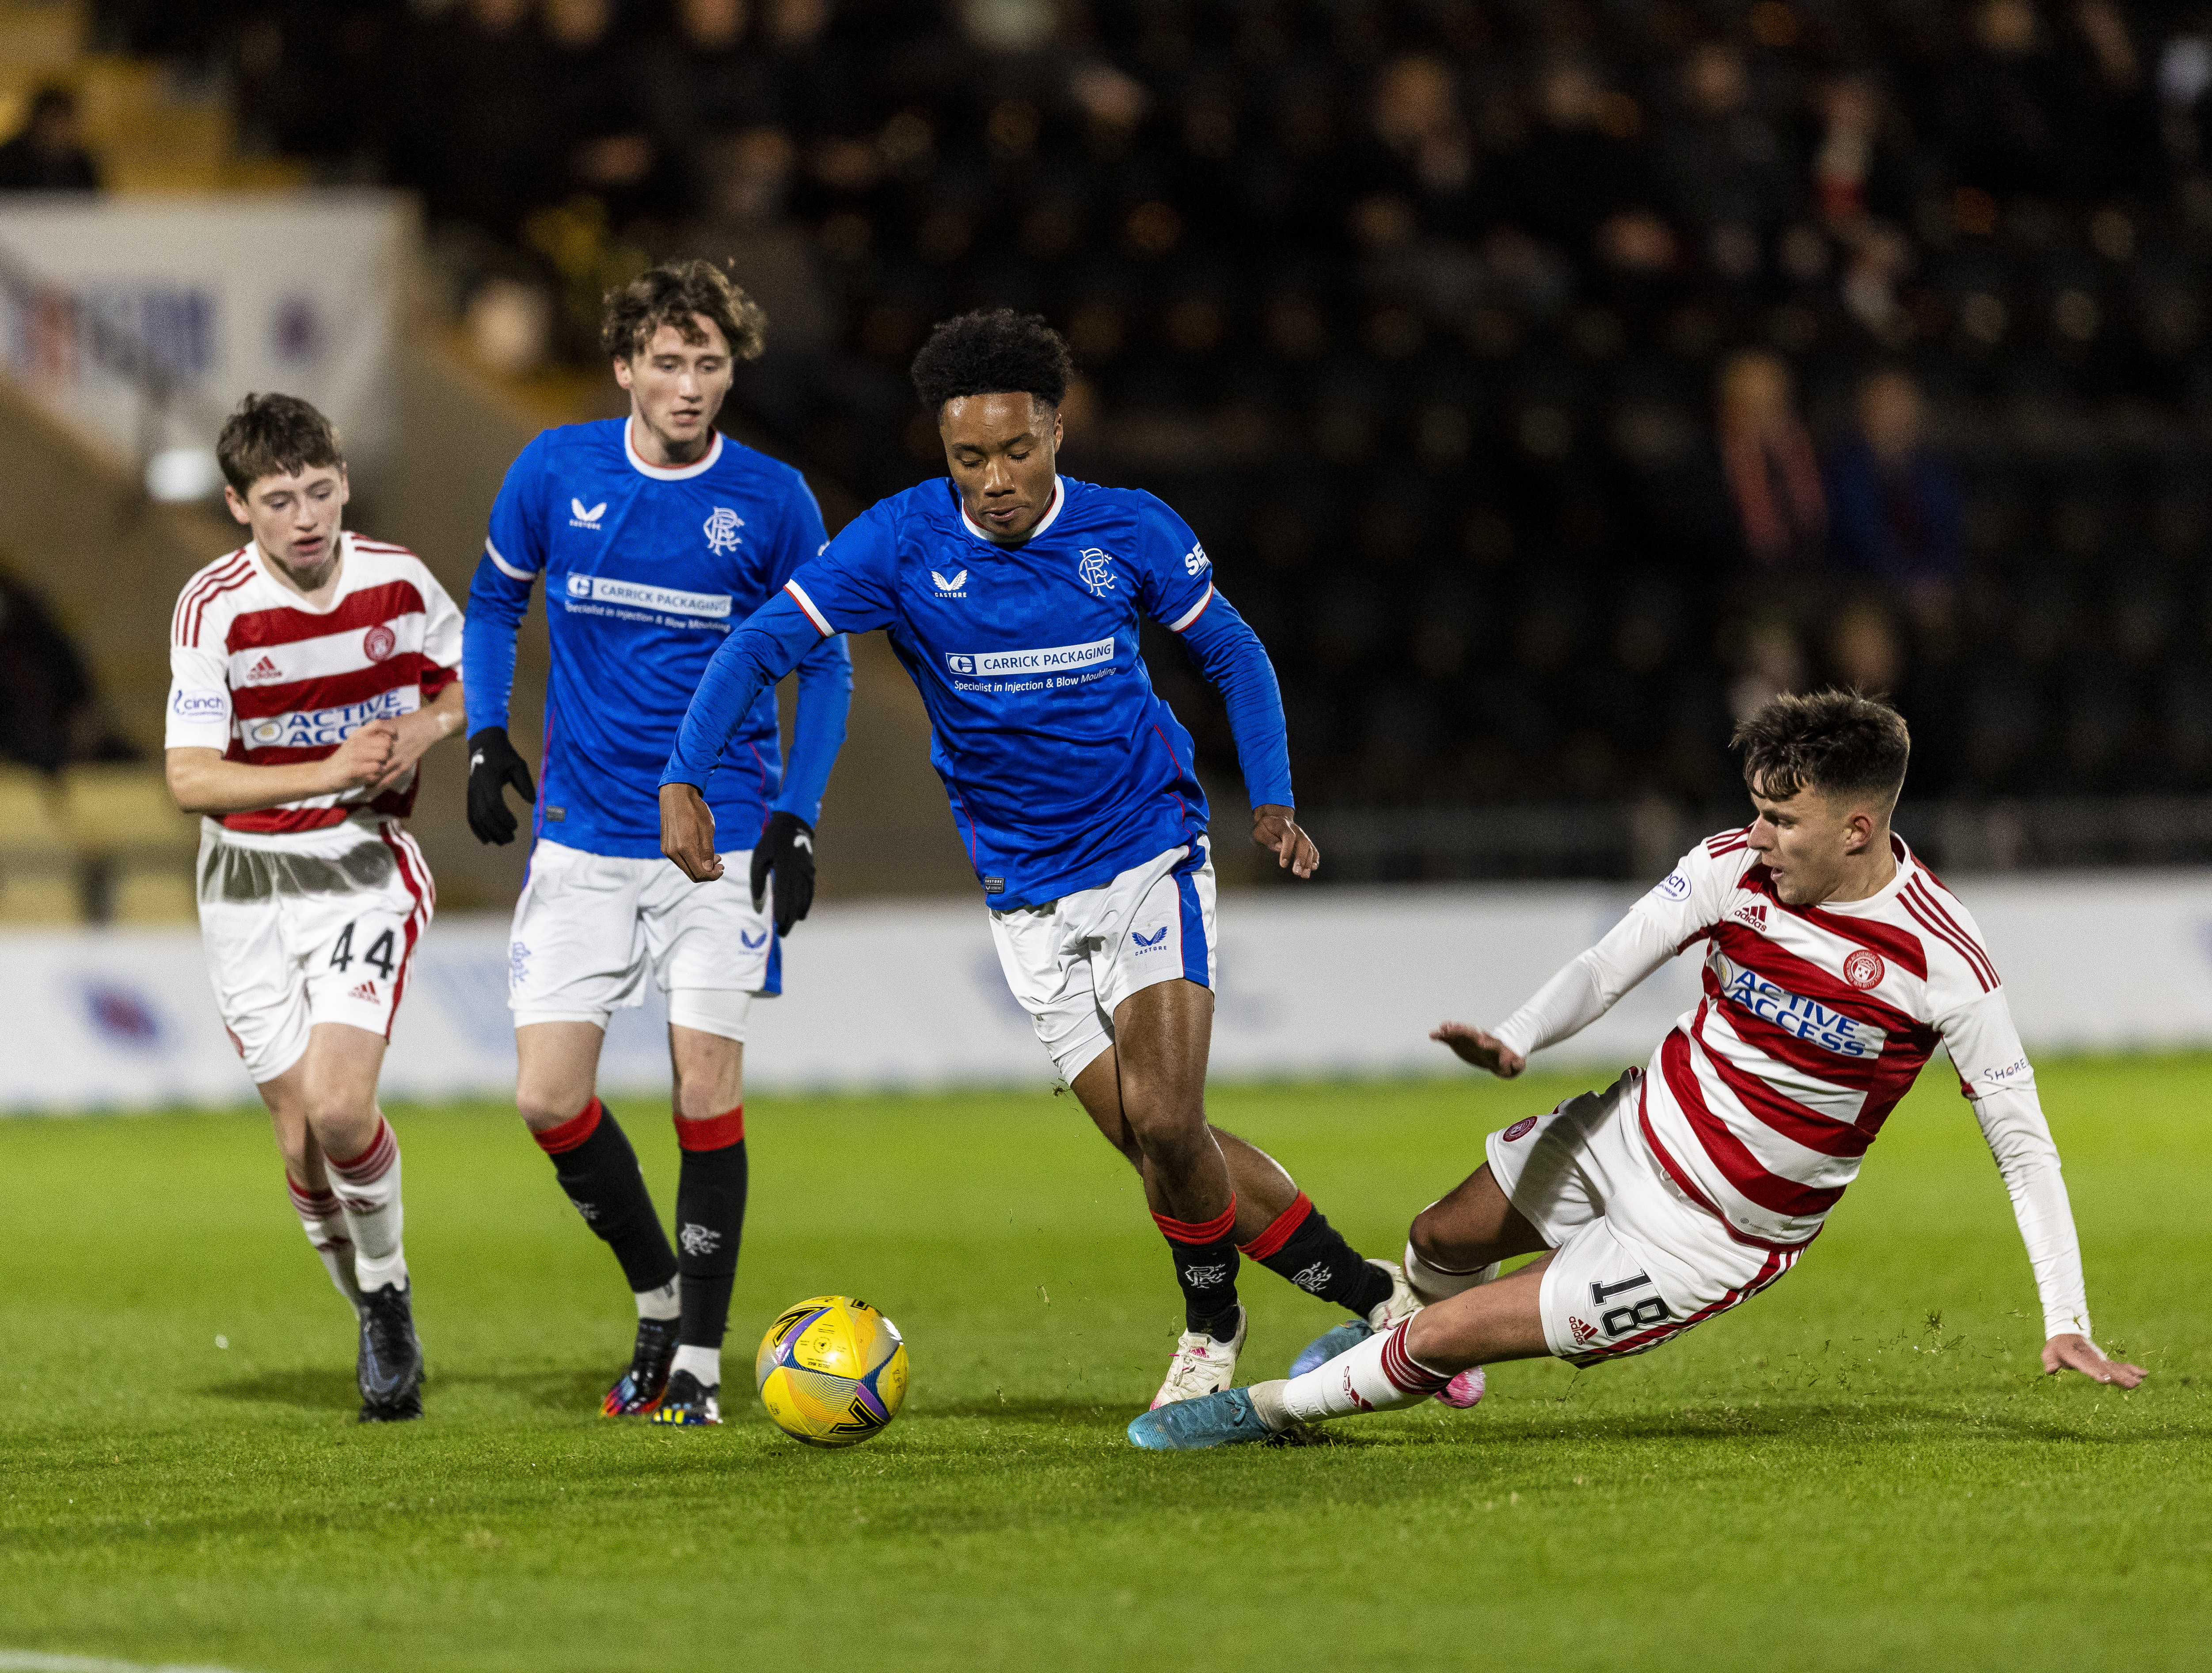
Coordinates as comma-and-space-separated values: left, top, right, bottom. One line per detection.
749, 811, 816, 934
2042, 1333, 2146, 1388
1431, 1021, 1526, 1079
661, 782, 724, 882
1254, 804, 1319, 878
326, 721, 399, 794
467, 726, 537, 845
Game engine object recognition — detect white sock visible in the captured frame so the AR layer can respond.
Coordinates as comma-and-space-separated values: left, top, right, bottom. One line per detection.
636, 1279, 681, 1320
327, 1117, 407, 1293
1278, 1320, 1452, 1424
287, 1177, 362, 1313
1404, 1234, 1501, 1304
672, 1343, 722, 1388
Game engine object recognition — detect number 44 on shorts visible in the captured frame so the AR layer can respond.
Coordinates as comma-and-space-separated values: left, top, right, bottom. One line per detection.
330, 920, 399, 979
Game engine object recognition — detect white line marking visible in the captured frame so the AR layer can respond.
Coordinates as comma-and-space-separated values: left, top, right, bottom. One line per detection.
0, 1652, 252, 1673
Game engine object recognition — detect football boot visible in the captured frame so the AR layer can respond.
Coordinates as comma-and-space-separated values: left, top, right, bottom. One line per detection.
356, 1282, 425, 1422
1128, 1385, 1279, 1451
1149, 1305, 1246, 1409
601, 1315, 682, 1416
649, 1368, 722, 1427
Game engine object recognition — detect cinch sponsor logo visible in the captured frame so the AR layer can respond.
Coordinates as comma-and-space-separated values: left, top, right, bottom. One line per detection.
172, 689, 227, 718
564, 574, 731, 618
944, 637, 1114, 677
1719, 962, 1877, 1058
243, 687, 414, 749
1656, 871, 1691, 901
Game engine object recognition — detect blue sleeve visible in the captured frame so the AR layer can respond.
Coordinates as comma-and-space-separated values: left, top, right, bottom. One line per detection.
462, 554, 535, 735
775, 630, 852, 825
462, 440, 551, 736
1129, 492, 1220, 631
664, 592, 832, 790
762, 469, 851, 825
1179, 591, 1296, 810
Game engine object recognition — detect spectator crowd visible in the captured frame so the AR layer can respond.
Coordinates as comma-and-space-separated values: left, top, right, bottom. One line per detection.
65, 0, 2212, 835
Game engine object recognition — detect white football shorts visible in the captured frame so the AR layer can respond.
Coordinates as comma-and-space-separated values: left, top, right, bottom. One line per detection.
507, 838, 775, 1041
1485, 1069, 1805, 1366
195, 818, 435, 1085
989, 838, 1217, 1084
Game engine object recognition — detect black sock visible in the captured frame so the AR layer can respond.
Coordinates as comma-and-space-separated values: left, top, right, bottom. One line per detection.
1240, 1192, 1393, 1316
676, 1112, 748, 1351
535, 1099, 678, 1294
1153, 1200, 1241, 1336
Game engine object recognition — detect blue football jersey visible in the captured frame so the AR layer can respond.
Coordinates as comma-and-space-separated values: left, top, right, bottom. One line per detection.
770, 475, 1234, 904
463, 420, 850, 858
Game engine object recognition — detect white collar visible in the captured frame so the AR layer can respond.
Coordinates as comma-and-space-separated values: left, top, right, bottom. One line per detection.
960, 475, 1066, 546
625, 417, 724, 481
251, 531, 352, 611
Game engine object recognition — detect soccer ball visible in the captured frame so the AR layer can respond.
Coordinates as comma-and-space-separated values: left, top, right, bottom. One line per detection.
755, 1294, 908, 1447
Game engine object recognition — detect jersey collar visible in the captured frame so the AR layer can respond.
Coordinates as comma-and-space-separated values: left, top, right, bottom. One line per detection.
958, 475, 1065, 546
1809, 831, 1915, 916
249, 531, 353, 611
625, 418, 724, 481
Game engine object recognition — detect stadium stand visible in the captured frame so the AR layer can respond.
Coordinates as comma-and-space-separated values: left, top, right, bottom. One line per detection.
34, 0, 2212, 878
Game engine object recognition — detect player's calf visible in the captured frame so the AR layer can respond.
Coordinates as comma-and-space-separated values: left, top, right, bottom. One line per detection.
530, 1097, 682, 1309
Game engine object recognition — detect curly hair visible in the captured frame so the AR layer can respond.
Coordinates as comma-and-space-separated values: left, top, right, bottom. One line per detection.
910, 309, 1074, 414
1733, 689, 1911, 811
216, 392, 343, 495
600, 259, 767, 363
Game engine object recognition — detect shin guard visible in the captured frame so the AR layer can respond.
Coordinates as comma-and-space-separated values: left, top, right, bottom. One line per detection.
1241, 1192, 1393, 1316
286, 1175, 361, 1310
535, 1099, 680, 1294
1155, 1199, 1241, 1335
327, 1117, 406, 1293
675, 1107, 747, 1350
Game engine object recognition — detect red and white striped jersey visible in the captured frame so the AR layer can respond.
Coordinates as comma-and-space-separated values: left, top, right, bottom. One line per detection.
1625, 827, 2030, 1248
165, 535, 464, 837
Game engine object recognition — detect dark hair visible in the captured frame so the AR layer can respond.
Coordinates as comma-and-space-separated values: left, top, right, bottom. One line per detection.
1732, 689, 1911, 812
910, 309, 1073, 414
599, 259, 767, 363
29, 84, 77, 122
216, 392, 343, 494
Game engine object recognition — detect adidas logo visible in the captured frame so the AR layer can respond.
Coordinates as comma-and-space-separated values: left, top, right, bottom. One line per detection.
244, 655, 283, 683
349, 980, 377, 1002
1735, 902, 1767, 930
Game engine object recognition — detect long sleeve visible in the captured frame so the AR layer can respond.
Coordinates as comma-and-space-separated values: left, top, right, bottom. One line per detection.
1972, 1085, 2091, 1341
772, 630, 853, 826
461, 553, 534, 736
661, 590, 823, 790
1176, 592, 1294, 808
1490, 906, 1682, 1059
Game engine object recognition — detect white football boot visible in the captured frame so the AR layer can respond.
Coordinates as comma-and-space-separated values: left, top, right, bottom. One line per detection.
1150, 1305, 1247, 1409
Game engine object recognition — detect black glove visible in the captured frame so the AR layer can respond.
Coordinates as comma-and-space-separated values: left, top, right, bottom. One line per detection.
749, 811, 816, 935
466, 725, 537, 845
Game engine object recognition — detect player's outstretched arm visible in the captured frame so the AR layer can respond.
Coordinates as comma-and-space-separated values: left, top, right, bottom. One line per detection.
1428, 1023, 1527, 1078
660, 782, 722, 882
2042, 1333, 2146, 1387
167, 722, 398, 816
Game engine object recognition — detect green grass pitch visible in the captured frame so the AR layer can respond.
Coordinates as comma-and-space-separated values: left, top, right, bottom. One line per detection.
0, 1056, 2206, 1673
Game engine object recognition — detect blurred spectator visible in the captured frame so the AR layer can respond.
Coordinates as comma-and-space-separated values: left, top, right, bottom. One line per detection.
1716, 351, 1825, 569
543, 0, 667, 222
1825, 370, 1964, 598
1660, 42, 1793, 279
391, 0, 554, 236
1511, 58, 1656, 259
0, 565, 129, 771
0, 87, 99, 192
1933, 0, 2066, 198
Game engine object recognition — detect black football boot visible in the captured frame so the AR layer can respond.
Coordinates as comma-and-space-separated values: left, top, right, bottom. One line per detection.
356, 1282, 425, 1422
601, 1315, 682, 1416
